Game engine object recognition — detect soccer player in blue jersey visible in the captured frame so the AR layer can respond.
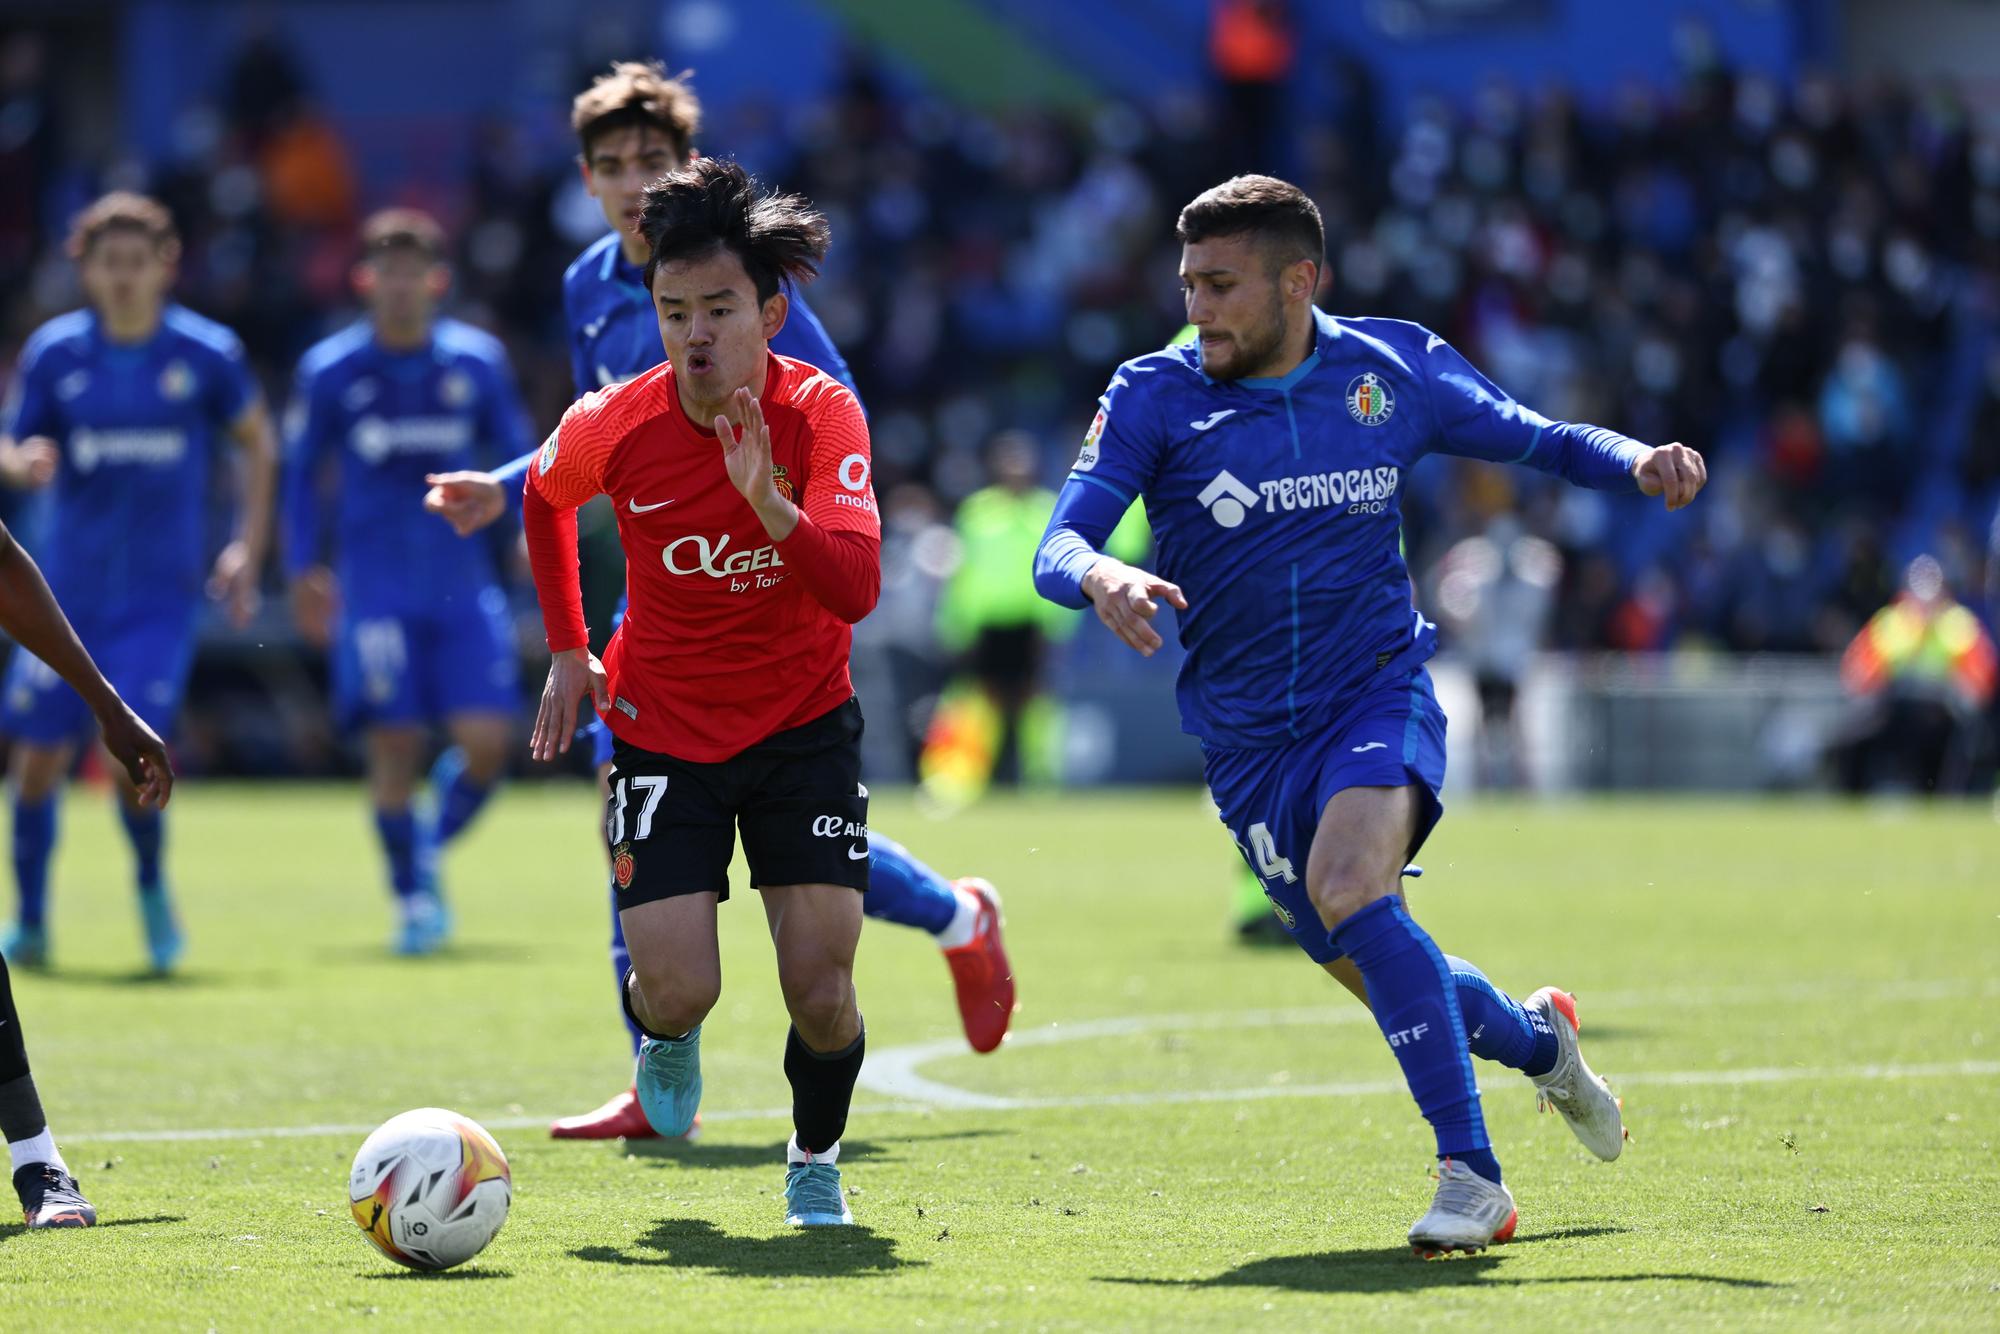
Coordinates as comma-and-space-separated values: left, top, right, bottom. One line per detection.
284, 210, 532, 955
422, 63, 1013, 1140
0, 192, 275, 973
1037, 176, 1707, 1255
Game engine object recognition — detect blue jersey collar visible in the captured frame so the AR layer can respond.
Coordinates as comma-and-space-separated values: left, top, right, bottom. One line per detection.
1200, 309, 1332, 392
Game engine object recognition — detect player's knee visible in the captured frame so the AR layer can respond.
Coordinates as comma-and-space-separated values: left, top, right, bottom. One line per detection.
630, 960, 719, 1035
460, 736, 508, 785
777, 965, 854, 1045
1307, 862, 1392, 931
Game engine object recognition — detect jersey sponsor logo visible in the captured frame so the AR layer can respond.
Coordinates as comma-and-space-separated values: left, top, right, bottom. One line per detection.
157, 359, 195, 402
1346, 372, 1395, 426
1076, 408, 1106, 471
349, 415, 473, 465
68, 427, 188, 473
536, 431, 558, 475
1196, 469, 1259, 528
811, 815, 869, 839
662, 532, 788, 588
838, 453, 871, 492
1189, 409, 1237, 431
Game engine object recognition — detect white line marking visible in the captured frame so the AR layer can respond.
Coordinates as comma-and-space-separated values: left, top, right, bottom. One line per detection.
66, 975, 2000, 1145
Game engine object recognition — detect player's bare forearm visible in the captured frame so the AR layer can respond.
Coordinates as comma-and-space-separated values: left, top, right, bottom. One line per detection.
1082, 557, 1187, 658
0, 523, 121, 716
230, 400, 280, 562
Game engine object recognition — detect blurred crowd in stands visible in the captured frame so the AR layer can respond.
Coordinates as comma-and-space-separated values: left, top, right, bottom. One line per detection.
1, 19, 1998, 782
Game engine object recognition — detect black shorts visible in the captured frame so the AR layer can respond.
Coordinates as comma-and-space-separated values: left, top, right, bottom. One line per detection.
606, 697, 870, 908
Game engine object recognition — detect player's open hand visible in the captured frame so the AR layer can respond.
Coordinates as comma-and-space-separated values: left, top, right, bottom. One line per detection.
98, 703, 174, 809
290, 566, 338, 649
1633, 442, 1707, 511
425, 470, 508, 537
717, 387, 779, 512
0, 436, 58, 490
1081, 557, 1188, 657
531, 646, 611, 762
208, 538, 261, 627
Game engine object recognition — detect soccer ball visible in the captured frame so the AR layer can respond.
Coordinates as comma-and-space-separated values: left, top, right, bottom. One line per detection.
348, 1108, 512, 1271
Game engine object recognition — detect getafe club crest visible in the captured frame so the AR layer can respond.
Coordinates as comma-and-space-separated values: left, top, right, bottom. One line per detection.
439, 369, 474, 407
1346, 372, 1395, 426
158, 360, 195, 402
771, 464, 793, 502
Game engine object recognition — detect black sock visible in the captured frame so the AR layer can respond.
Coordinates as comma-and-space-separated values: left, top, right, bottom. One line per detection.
619, 968, 689, 1043
0, 955, 47, 1143
785, 1022, 864, 1156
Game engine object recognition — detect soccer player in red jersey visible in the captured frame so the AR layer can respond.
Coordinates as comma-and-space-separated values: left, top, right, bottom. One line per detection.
523, 159, 876, 1225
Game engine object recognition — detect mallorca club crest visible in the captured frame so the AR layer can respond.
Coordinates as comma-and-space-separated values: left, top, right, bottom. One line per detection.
1346, 372, 1395, 426
611, 842, 636, 891
771, 464, 793, 502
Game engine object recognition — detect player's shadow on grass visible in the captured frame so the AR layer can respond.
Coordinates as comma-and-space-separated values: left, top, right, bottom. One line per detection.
620, 1128, 1008, 1170
1100, 1228, 1785, 1294
0, 1213, 185, 1241
571, 1216, 916, 1278
23, 965, 238, 989
314, 941, 538, 967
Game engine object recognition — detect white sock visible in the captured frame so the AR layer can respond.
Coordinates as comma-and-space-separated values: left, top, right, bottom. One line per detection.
787, 1133, 838, 1166
934, 886, 981, 950
8, 1128, 65, 1175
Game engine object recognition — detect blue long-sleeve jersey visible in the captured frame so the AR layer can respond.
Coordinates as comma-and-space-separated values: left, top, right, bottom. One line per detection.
285, 318, 533, 613
1035, 310, 1648, 749
4, 304, 256, 610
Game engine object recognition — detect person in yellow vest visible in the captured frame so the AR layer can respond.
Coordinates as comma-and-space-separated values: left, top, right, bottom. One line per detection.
1834, 554, 1997, 793
921, 431, 1146, 807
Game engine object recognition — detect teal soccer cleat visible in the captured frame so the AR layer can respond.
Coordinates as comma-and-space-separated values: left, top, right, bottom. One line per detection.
633, 1025, 703, 1137
784, 1156, 853, 1227
1, 922, 48, 969
137, 884, 183, 974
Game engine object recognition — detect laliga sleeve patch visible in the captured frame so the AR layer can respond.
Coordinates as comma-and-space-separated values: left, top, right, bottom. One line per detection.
537, 431, 559, 475
1076, 408, 1106, 471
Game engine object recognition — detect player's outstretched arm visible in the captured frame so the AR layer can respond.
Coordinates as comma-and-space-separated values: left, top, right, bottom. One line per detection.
1036, 476, 1185, 656
0, 521, 172, 806
1630, 442, 1707, 511
424, 470, 510, 537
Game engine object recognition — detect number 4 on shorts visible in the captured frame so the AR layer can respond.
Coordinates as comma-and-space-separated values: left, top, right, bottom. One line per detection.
1229, 821, 1296, 884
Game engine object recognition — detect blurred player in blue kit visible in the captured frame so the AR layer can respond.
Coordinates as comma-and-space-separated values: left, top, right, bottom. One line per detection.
1037, 176, 1707, 1255
0, 192, 275, 973
284, 209, 532, 955
421, 63, 1015, 1141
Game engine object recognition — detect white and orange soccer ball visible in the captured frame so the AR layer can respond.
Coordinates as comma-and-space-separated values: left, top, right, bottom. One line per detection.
348, 1108, 512, 1271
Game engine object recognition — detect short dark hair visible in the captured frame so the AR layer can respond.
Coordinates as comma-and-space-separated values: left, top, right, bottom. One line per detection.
1175, 175, 1324, 274
360, 207, 447, 262
572, 60, 701, 162
68, 191, 180, 263
639, 157, 829, 305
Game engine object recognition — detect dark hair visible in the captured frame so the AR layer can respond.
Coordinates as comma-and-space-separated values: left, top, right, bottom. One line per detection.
360, 207, 447, 262
639, 157, 829, 304
1175, 174, 1324, 274
572, 60, 701, 162
67, 191, 180, 263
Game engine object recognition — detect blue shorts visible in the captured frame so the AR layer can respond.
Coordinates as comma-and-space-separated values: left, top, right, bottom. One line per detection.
584, 596, 629, 770
1, 605, 196, 748
332, 587, 519, 731
1203, 667, 1448, 964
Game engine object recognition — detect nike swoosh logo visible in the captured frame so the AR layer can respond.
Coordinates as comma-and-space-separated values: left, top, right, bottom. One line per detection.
628, 498, 674, 513
847, 845, 869, 861
1351, 741, 1387, 753
1190, 410, 1237, 431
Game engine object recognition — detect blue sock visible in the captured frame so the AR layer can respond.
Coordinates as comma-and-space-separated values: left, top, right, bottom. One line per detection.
429, 748, 494, 846
609, 883, 641, 1057
10, 795, 56, 930
1447, 955, 1558, 1078
863, 833, 960, 935
374, 809, 422, 901
1330, 897, 1499, 1184
118, 804, 165, 890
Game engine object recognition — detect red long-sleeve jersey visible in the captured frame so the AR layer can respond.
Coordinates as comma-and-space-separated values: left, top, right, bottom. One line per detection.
524, 353, 881, 761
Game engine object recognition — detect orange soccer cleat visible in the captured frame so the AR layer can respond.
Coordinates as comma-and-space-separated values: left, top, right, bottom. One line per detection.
942, 878, 1016, 1054
549, 1086, 702, 1141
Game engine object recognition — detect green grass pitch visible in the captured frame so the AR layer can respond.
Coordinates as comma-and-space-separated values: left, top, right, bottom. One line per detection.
3, 785, 1996, 1330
